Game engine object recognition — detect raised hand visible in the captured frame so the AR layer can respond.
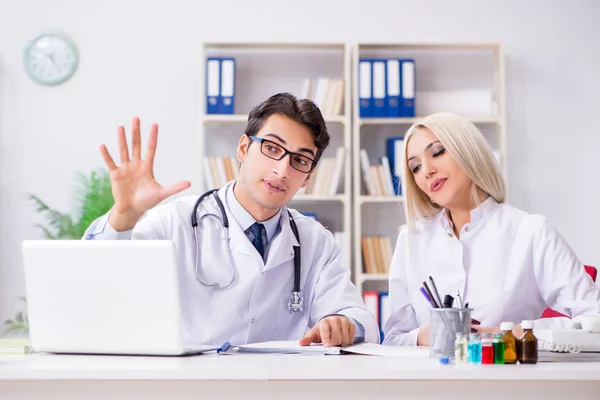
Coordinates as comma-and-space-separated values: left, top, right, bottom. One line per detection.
99, 117, 191, 231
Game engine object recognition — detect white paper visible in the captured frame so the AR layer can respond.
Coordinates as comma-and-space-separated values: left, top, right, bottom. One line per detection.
225, 341, 430, 357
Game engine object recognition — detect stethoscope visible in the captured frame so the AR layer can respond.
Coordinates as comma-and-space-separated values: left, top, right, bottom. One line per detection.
191, 189, 303, 313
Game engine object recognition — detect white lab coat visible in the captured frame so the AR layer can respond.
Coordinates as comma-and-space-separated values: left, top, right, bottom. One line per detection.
84, 182, 379, 346
383, 196, 600, 346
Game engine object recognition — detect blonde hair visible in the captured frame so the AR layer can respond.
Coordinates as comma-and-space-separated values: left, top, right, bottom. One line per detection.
402, 112, 506, 230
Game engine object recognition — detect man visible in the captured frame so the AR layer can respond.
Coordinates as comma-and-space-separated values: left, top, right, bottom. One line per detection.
84, 92, 379, 347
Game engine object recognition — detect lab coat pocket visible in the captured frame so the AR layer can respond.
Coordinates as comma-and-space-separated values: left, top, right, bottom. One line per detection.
273, 291, 307, 340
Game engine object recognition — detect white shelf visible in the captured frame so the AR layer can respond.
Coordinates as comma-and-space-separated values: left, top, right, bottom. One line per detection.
358, 273, 389, 283
203, 115, 348, 125
352, 42, 507, 296
359, 196, 404, 204
197, 41, 506, 297
202, 114, 248, 123
290, 195, 345, 203
359, 116, 500, 126
199, 41, 353, 274
203, 41, 348, 51
357, 42, 502, 51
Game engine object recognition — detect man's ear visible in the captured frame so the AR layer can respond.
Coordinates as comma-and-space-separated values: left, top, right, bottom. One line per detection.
237, 135, 250, 164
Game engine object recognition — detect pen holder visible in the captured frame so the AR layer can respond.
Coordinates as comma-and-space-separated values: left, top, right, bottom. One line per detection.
429, 308, 472, 360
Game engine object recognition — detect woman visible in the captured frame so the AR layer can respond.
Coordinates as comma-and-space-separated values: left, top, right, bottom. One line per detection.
382, 112, 600, 346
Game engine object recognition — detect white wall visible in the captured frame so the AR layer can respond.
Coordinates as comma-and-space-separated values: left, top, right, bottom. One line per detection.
1, 0, 599, 322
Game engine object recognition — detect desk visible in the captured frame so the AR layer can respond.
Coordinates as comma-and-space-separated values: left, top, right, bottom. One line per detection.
1, 353, 600, 399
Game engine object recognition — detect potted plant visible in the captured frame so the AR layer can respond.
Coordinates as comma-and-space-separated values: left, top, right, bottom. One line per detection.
3, 169, 114, 336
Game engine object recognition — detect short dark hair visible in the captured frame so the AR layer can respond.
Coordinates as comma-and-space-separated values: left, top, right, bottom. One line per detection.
244, 92, 330, 163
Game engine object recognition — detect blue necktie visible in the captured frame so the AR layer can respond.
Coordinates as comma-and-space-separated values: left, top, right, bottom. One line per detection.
249, 222, 266, 259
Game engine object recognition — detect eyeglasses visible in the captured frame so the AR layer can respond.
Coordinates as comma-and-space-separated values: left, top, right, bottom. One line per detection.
247, 135, 316, 173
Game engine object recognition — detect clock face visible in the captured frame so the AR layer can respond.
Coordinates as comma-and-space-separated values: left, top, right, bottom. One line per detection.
23, 32, 78, 85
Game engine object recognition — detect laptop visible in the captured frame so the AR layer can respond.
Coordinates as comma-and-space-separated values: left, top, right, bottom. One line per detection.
22, 240, 217, 356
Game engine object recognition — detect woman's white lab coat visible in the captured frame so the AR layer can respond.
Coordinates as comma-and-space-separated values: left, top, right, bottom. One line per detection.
383, 197, 600, 346
84, 182, 379, 346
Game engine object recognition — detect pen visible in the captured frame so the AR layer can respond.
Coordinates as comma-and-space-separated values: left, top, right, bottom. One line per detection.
456, 290, 464, 327
456, 290, 464, 309
217, 341, 231, 354
419, 287, 436, 308
422, 281, 439, 308
428, 276, 444, 309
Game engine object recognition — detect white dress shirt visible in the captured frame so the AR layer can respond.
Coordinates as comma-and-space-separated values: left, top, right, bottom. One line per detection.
383, 196, 600, 346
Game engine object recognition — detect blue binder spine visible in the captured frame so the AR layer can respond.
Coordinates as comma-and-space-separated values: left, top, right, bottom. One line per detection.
386, 59, 401, 117
220, 57, 236, 114
358, 59, 372, 118
206, 57, 221, 114
372, 59, 387, 117
386, 136, 405, 195
400, 59, 415, 117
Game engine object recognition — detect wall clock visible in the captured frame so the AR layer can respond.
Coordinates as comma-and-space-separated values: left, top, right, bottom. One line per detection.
23, 31, 79, 86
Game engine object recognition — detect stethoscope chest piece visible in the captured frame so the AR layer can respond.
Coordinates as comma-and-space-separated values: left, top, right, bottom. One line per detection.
288, 291, 303, 313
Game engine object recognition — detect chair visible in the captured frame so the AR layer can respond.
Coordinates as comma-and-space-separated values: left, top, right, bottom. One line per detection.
540, 265, 597, 319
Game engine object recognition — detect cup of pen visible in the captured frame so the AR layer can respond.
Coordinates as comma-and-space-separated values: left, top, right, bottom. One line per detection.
429, 307, 472, 360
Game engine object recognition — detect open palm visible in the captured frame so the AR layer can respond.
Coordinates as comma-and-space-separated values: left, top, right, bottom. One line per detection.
99, 117, 190, 224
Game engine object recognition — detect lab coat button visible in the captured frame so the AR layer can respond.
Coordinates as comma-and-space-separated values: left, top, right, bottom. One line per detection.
447, 232, 453, 237
251, 318, 256, 323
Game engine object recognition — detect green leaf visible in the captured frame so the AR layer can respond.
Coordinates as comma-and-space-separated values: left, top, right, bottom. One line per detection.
28, 168, 114, 240
3, 323, 29, 335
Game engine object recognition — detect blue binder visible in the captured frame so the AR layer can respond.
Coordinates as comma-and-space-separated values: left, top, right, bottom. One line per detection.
220, 58, 236, 114
400, 59, 415, 117
386, 59, 401, 117
206, 57, 221, 114
372, 59, 387, 117
358, 59, 372, 118
386, 137, 405, 195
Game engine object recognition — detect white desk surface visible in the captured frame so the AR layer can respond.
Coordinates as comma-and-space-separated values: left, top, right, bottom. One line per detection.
1, 351, 600, 381
1, 352, 600, 400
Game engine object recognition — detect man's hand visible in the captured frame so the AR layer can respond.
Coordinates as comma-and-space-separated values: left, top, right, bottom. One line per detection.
99, 117, 191, 231
299, 315, 356, 347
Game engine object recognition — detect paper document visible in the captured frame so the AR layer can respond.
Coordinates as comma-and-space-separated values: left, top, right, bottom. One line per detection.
221, 340, 430, 357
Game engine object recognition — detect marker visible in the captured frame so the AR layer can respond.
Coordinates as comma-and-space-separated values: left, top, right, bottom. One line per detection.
420, 287, 436, 308
443, 294, 454, 308
422, 281, 440, 308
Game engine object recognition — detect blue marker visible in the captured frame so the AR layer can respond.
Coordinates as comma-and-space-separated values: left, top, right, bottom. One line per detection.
420, 287, 436, 308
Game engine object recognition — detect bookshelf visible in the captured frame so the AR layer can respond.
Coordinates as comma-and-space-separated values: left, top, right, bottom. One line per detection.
198, 41, 353, 271
351, 42, 507, 296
